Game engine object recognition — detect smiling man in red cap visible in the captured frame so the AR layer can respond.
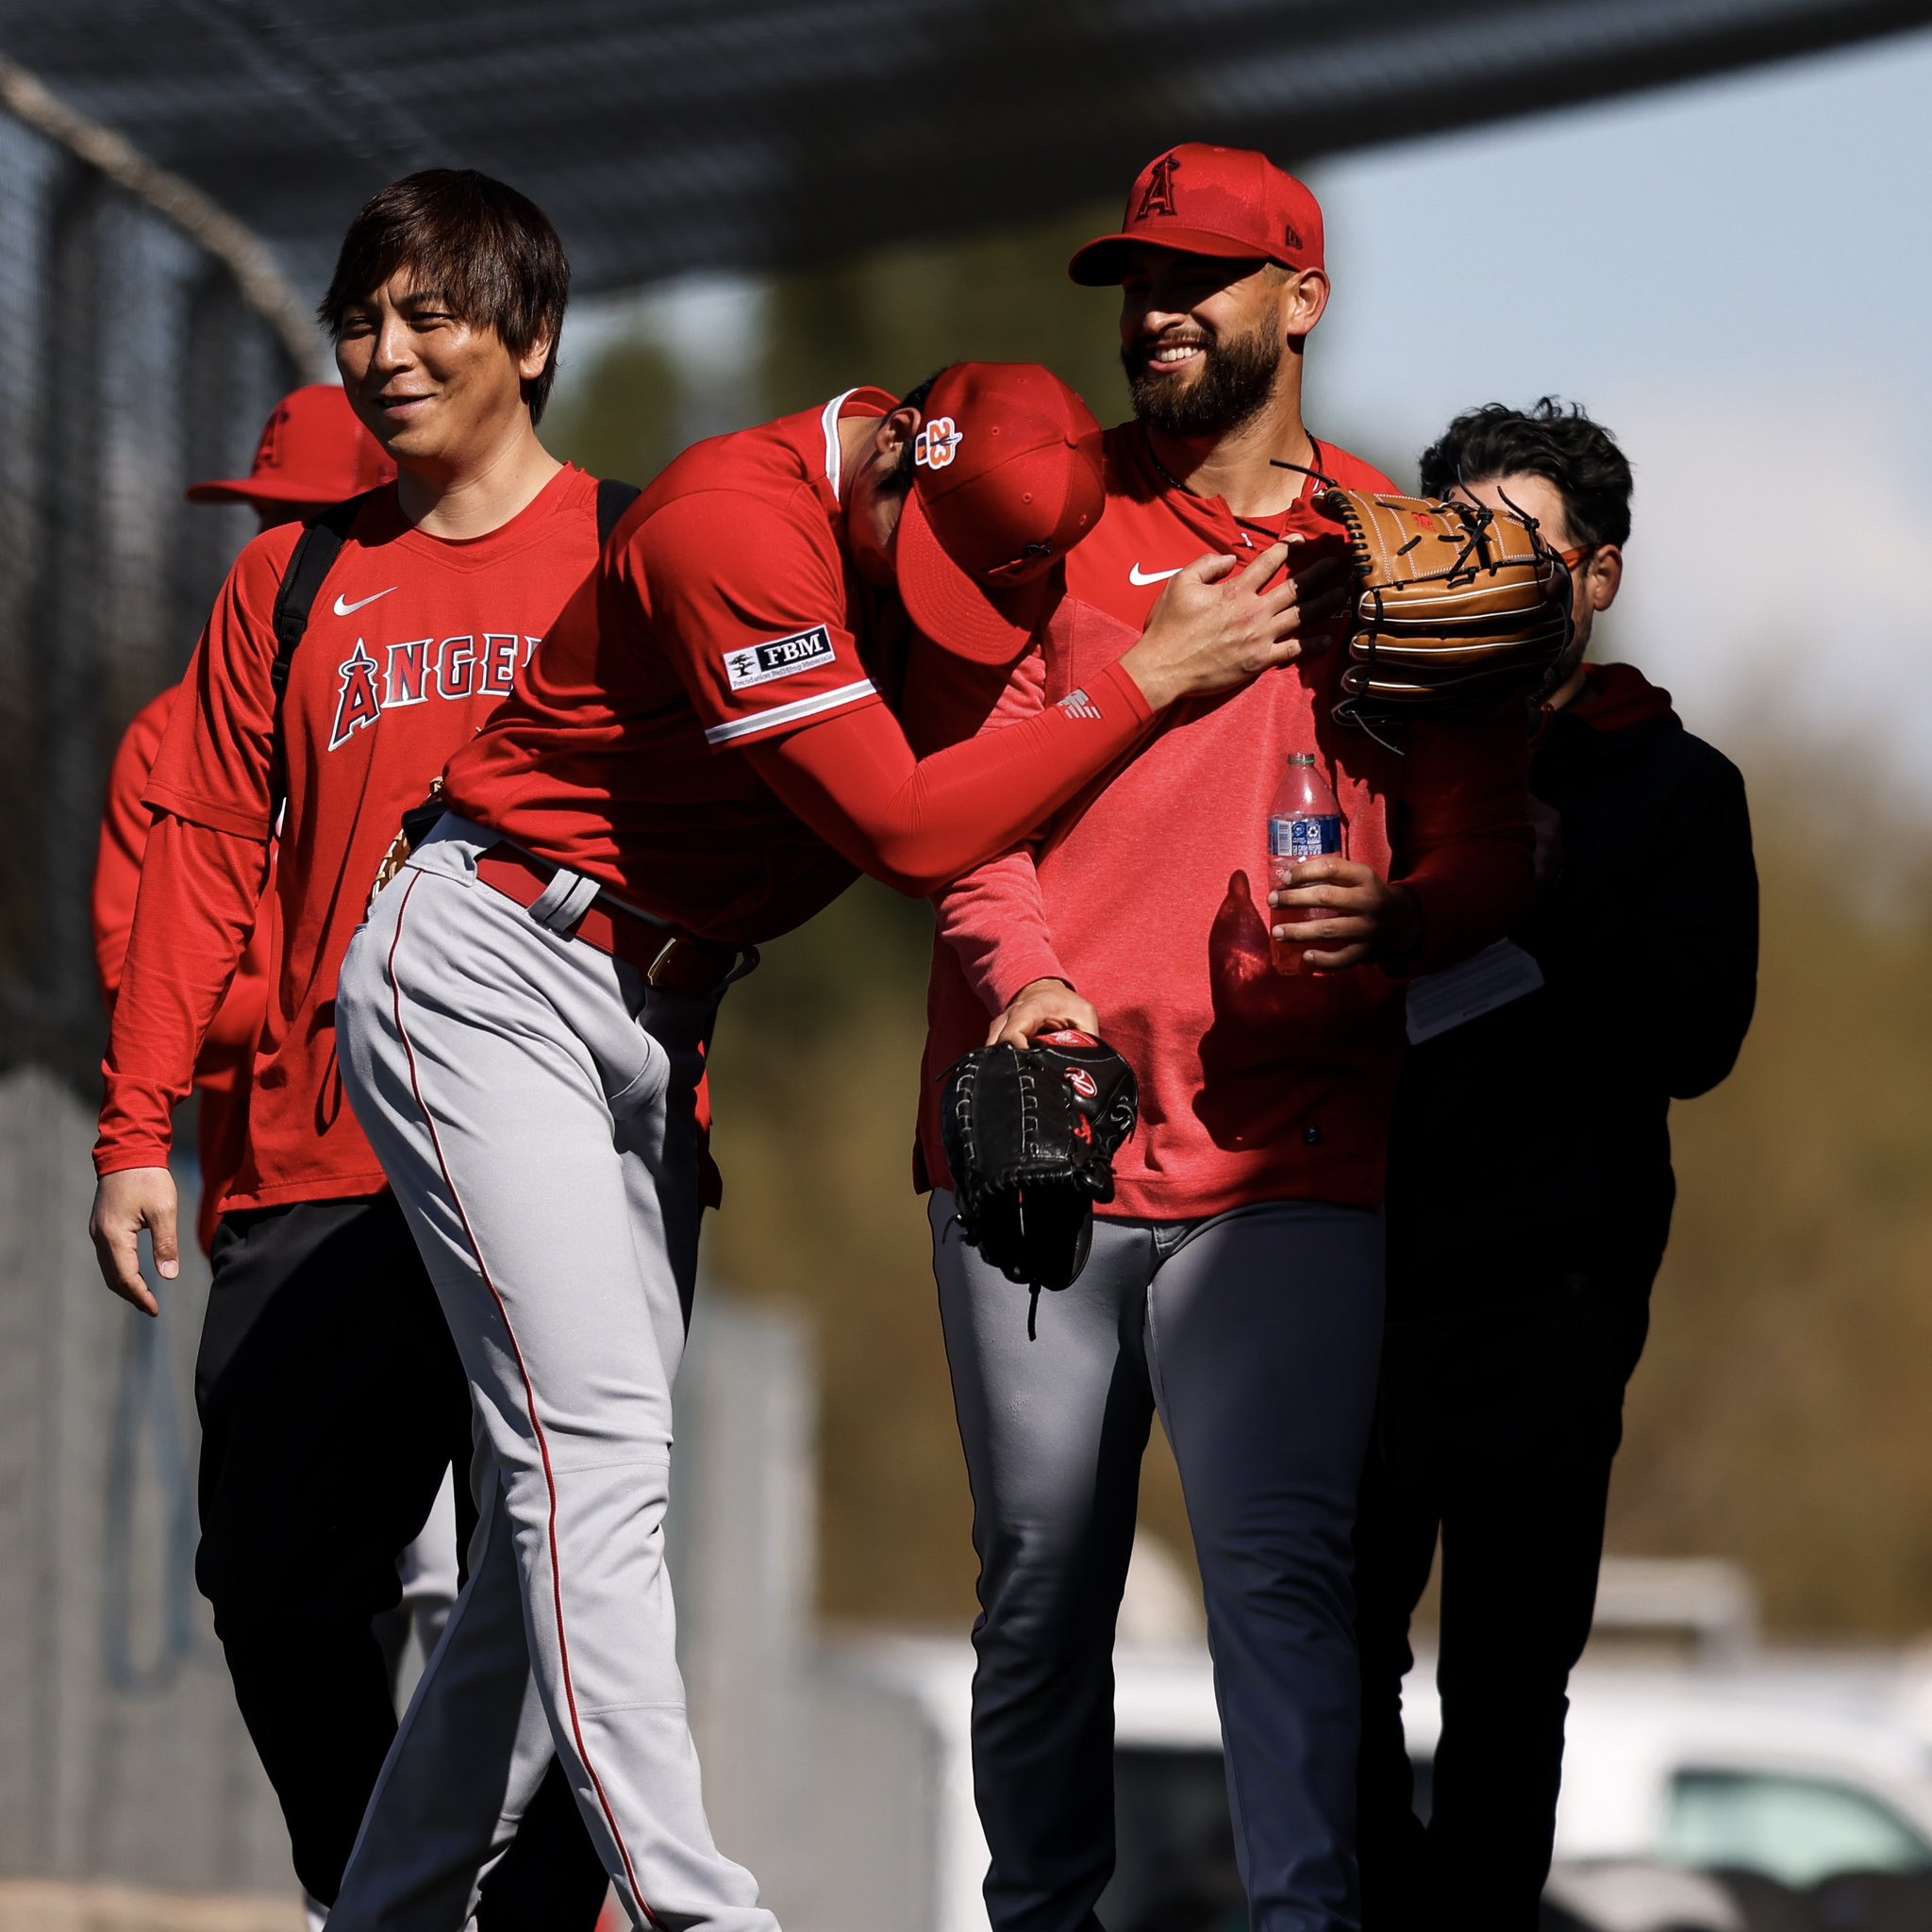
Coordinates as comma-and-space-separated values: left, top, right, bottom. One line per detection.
317, 359, 1341, 1931
915, 148, 1534, 1932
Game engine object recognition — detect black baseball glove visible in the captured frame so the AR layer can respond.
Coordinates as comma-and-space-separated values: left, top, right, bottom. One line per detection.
940, 1029, 1141, 1336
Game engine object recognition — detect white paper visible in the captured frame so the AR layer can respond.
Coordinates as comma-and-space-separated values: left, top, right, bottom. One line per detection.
1405, 939, 1545, 1044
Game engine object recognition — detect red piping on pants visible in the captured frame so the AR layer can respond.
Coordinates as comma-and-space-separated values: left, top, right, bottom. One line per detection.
387, 872, 664, 1930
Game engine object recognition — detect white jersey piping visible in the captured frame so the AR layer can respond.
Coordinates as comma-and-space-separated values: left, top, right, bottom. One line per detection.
705, 677, 877, 745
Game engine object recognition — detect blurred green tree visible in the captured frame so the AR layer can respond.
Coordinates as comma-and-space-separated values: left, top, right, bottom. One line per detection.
544, 332, 682, 488
758, 202, 1124, 423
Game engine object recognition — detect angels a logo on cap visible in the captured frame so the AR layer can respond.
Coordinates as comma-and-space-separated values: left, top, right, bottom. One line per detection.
255, 407, 289, 471
914, 417, 962, 470
1138, 152, 1181, 219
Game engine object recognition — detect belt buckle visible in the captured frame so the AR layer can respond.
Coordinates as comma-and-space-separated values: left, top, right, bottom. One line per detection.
644, 935, 681, 988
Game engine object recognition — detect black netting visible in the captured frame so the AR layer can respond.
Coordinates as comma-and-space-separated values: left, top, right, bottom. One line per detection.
0, 105, 299, 1091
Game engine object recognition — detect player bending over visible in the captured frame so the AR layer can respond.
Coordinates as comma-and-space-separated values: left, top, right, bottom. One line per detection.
324, 359, 1343, 1931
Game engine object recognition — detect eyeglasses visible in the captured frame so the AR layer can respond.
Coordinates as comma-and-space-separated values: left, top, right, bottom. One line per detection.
1556, 543, 1595, 571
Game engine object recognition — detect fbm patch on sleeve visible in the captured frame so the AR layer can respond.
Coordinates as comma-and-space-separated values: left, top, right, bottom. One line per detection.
704, 616, 876, 748
723, 625, 837, 691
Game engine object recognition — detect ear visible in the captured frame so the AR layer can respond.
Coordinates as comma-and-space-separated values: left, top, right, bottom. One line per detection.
1589, 543, 1624, 614
873, 404, 922, 472
517, 329, 557, 385
1283, 267, 1330, 341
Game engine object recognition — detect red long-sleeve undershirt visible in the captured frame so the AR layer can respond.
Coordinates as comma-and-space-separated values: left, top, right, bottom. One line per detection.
743, 658, 1151, 902
96, 812, 269, 1175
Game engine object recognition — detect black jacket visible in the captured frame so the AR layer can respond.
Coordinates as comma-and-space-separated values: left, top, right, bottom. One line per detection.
1385, 663, 1757, 1314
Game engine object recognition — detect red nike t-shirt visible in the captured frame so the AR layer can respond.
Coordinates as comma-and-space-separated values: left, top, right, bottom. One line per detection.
443, 391, 900, 944
98, 466, 605, 1208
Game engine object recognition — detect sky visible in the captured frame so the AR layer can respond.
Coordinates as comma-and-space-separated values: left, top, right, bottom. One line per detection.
1306, 26, 1932, 814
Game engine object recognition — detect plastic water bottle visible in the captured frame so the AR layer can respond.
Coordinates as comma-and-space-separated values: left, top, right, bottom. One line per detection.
1268, 752, 1342, 975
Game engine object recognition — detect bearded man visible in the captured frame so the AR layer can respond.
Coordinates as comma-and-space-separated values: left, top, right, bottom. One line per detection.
909, 146, 1534, 1932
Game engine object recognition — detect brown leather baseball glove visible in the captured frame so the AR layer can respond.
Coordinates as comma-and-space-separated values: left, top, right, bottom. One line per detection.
1315, 488, 1573, 728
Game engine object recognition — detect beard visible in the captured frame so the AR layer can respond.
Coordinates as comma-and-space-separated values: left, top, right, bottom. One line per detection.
1124, 320, 1283, 439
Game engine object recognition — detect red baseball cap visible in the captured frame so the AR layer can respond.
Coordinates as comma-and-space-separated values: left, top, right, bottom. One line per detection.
895, 362, 1105, 664
1069, 143, 1324, 287
185, 384, 395, 508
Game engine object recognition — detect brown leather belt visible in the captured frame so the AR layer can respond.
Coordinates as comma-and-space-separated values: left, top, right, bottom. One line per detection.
475, 842, 748, 998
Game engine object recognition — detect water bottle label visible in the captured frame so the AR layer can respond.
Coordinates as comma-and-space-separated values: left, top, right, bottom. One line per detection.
1270, 814, 1341, 860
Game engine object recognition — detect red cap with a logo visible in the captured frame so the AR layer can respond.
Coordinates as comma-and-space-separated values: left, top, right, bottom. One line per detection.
186, 384, 395, 508
1069, 143, 1324, 287
895, 362, 1105, 664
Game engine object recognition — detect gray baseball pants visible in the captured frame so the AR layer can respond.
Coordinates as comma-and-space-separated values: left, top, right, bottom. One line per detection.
330, 817, 775, 1932
930, 1191, 1385, 1932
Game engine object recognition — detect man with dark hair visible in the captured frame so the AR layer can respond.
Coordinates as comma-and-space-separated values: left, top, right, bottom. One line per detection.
88, 171, 609, 1926
322, 358, 1329, 1931
319, 167, 572, 424
1352, 399, 1759, 1928
913, 148, 1534, 1932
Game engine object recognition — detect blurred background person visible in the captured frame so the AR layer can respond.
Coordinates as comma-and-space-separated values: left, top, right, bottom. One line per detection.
1351, 400, 1758, 1930
93, 384, 391, 1262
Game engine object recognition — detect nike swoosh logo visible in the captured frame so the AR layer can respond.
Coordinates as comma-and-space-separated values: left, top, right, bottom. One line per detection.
1128, 564, 1182, 586
333, 588, 396, 617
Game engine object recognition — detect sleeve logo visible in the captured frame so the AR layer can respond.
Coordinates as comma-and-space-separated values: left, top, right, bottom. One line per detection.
724, 625, 838, 691
913, 417, 962, 470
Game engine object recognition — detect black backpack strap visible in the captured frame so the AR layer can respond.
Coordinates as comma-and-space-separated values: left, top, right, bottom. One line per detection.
597, 477, 641, 547
269, 490, 378, 702
266, 488, 380, 816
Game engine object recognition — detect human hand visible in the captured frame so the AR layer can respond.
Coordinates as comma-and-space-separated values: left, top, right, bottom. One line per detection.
89, 1166, 178, 1316
987, 978, 1101, 1048
1269, 858, 1423, 972
1121, 544, 1348, 710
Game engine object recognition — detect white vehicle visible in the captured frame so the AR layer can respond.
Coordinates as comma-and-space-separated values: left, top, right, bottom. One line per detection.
669, 1321, 1932, 1932
817, 1565, 1932, 1932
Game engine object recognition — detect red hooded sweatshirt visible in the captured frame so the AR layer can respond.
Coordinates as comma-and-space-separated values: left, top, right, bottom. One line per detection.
909, 425, 1535, 1220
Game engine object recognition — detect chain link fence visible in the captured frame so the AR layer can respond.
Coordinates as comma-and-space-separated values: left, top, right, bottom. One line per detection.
0, 56, 310, 1096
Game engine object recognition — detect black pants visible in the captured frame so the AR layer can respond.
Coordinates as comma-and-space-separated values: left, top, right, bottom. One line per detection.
195, 1191, 608, 1925
1352, 1267, 1651, 1931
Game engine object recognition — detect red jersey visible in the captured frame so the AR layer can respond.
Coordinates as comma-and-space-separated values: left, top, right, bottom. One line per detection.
95, 466, 607, 1208
914, 425, 1534, 1218
94, 684, 273, 1253
443, 391, 1155, 945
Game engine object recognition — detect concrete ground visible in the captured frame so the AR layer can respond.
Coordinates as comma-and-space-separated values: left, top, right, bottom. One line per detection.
0, 1882, 304, 1931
